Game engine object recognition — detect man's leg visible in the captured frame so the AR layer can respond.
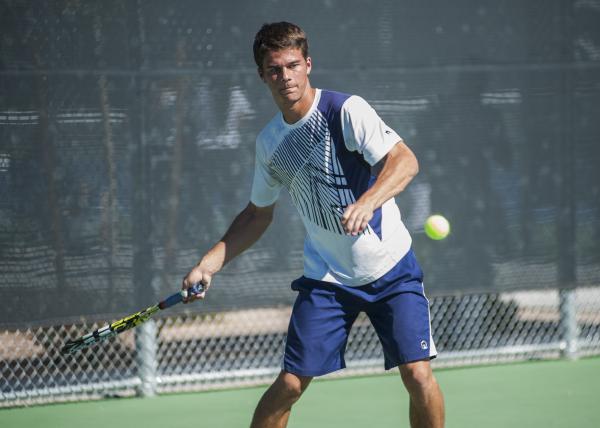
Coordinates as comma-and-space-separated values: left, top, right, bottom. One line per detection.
399, 360, 445, 428
250, 370, 312, 428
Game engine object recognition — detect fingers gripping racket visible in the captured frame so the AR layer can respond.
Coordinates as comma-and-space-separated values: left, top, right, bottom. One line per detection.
61, 284, 204, 354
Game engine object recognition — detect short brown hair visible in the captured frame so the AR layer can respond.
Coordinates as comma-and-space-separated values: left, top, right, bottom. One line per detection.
253, 22, 308, 68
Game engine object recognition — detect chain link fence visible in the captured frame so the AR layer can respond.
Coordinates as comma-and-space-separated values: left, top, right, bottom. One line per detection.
2, 285, 599, 408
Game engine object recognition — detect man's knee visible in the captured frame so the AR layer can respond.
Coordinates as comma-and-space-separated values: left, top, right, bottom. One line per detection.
272, 371, 312, 405
399, 360, 437, 394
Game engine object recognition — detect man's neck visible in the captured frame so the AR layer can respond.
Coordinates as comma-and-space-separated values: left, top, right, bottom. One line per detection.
280, 87, 317, 124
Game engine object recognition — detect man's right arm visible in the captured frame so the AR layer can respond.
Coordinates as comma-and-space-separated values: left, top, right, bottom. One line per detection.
182, 201, 275, 300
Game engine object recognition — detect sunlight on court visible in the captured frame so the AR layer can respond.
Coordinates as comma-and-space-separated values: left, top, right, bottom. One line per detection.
1, 358, 599, 428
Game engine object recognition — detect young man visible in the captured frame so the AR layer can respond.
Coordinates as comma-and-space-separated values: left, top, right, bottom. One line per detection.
183, 22, 445, 428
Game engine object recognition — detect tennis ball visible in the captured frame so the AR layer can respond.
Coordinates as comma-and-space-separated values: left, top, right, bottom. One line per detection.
424, 215, 450, 240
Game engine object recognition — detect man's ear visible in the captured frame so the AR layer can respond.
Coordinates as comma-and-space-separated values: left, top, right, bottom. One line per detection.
306, 56, 312, 75
257, 67, 265, 82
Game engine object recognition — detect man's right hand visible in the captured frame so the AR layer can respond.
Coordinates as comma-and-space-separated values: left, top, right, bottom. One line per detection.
181, 261, 215, 303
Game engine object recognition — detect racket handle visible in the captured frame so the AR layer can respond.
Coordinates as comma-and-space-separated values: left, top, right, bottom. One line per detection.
159, 283, 205, 309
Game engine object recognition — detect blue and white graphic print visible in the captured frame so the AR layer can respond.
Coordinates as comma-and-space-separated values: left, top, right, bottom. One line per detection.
269, 110, 360, 235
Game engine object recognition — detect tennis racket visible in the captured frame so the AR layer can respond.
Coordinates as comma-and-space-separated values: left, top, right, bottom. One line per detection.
61, 283, 205, 354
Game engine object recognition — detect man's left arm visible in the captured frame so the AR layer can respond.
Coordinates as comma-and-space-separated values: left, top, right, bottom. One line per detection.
341, 140, 418, 236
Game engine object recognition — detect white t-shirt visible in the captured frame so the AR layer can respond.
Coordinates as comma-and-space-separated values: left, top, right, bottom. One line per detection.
251, 89, 412, 286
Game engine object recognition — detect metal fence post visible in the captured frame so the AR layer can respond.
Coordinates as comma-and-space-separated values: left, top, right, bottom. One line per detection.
135, 319, 158, 397
559, 288, 578, 360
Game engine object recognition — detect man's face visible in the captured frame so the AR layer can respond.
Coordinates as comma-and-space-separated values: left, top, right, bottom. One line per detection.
259, 48, 312, 108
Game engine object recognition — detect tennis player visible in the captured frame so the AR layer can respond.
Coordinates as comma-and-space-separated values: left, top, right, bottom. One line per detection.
183, 21, 445, 428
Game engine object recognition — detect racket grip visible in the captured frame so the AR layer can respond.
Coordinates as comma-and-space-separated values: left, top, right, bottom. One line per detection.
187, 283, 205, 297
159, 283, 205, 309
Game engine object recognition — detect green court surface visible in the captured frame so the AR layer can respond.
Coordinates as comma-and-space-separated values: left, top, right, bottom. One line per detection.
2, 357, 599, 428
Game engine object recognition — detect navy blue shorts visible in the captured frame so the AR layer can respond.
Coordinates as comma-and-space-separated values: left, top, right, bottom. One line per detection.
283, 249, 437, 377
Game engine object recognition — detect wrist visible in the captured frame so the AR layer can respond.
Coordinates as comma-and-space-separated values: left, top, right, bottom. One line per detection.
356, 194, 378, 212
199, 248, 225, 274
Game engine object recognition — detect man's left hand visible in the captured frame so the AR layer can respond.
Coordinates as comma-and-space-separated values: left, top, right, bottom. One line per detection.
341, 201, 374, 236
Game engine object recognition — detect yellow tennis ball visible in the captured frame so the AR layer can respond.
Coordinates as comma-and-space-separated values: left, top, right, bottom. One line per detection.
424, 215, 450, 240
